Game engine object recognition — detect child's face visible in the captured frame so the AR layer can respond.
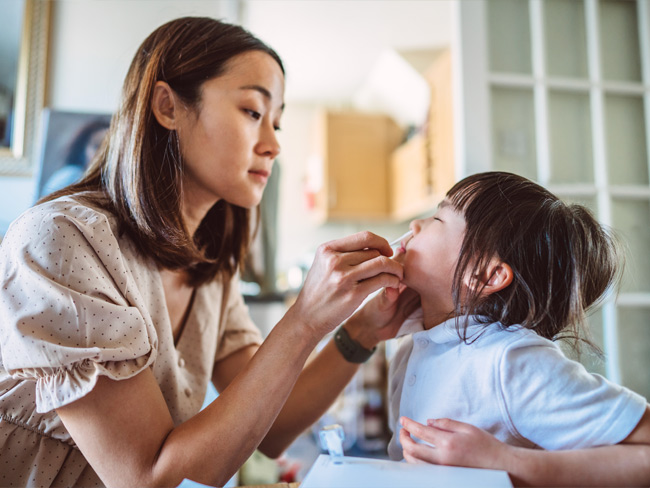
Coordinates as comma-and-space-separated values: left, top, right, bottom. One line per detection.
400, 200, 467, 310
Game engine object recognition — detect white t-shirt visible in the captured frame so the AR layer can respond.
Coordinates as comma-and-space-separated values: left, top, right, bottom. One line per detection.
387, 311, 647, 461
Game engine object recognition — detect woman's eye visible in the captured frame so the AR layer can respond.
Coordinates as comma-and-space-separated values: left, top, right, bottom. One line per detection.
245, 109, 261, 120
273, 125, 282, 132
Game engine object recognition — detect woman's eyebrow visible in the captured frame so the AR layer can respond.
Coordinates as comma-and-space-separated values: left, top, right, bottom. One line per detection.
239, 85, 285, 110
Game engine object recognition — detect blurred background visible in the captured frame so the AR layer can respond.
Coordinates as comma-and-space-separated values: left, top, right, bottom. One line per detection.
1, 0, 649, 483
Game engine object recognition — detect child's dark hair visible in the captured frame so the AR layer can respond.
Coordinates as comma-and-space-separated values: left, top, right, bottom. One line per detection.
448, 171, 621, 352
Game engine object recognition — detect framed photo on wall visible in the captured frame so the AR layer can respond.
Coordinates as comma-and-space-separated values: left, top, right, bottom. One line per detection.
35, 109, 111, 201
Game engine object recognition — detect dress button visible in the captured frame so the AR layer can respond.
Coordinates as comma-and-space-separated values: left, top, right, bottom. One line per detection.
184, 387, 192, 397
178, 357, 186, 367
407, 374, 416, 387
417, 338, 429, 348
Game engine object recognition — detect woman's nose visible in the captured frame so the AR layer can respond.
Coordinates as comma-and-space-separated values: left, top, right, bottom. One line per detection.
256, 124, 281, 159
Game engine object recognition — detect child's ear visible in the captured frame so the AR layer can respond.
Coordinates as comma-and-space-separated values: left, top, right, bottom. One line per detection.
481, 259, 513, 296
151, 81, 179, 130
464, 259, 513, 296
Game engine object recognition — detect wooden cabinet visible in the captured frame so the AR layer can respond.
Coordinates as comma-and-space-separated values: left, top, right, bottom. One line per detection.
309, 110, 403, 222
307, 49, 454, 223
390, 48, 455, 221
390, 132, 438, 221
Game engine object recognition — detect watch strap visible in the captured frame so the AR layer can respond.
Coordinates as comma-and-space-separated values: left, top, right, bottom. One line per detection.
334, 325, 376, 363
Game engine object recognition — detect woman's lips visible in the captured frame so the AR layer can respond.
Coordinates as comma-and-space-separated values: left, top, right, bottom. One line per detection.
248, 169, 270, 181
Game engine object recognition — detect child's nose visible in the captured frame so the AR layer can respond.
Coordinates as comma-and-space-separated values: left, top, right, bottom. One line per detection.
410, 219, 422, 235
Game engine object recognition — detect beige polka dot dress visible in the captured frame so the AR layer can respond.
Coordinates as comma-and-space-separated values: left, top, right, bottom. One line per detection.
0, 193, 263, 486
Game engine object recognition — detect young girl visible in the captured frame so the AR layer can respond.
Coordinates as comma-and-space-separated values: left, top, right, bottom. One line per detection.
0, 17, 407, 487
350, 171, 650, 485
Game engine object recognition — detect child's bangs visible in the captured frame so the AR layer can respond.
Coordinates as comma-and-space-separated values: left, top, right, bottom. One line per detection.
445, 178, 486, 216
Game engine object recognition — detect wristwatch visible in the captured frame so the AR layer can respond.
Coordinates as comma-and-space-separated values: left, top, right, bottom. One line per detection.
334, 325, 376, 363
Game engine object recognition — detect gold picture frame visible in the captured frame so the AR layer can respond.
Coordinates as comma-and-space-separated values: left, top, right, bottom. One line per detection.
0, 0, 50, 175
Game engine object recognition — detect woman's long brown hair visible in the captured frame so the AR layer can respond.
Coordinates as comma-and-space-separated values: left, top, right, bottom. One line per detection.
41, 17, 284, 286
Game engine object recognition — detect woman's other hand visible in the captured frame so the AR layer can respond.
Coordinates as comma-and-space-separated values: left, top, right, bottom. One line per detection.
344, 266, 420, 349
399, 416, 510, 470
290, 231, 404, 339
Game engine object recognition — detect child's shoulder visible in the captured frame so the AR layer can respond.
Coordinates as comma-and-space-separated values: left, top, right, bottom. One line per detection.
467, 320, 561, 358
480, 323, 580, 377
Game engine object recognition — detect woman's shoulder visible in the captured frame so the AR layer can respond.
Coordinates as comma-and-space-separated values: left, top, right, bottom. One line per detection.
1, 192, 127, 268
34, 191, 113, 221
6, 192, 116, 239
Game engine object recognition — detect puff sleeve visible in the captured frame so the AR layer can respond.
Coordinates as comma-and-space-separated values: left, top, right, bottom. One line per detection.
0, 200, 158, 413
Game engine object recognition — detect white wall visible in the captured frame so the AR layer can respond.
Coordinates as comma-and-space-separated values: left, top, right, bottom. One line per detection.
45, 0, 452, 111
48, 0, 238, 112
244, 0, 452, 103
0, 176, 34, 234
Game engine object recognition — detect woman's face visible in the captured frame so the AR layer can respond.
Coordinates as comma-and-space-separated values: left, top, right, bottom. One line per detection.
400, 200, 467, 309
176, 50, 285, 218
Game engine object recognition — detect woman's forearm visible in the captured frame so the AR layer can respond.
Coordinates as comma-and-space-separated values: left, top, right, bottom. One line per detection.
505, 407, 650, 487
258, 304, 394, 458
154, 310, 320, 485
258, 337, 361, 457
400, 414, 650, 488
58, 309, 320, 488
504, 443, 650, 487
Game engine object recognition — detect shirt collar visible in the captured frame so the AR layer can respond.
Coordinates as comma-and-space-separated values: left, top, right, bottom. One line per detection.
395, 308, 425, 338
396, 309, 492, 344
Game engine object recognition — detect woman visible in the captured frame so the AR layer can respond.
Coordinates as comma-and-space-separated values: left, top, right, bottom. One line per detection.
0, 17, 413, 487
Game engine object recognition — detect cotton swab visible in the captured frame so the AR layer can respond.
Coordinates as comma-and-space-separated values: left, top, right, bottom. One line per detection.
388, 230, 413, 248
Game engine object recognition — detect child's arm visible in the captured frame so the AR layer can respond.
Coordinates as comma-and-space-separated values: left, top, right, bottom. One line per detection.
399, 407, 650, 487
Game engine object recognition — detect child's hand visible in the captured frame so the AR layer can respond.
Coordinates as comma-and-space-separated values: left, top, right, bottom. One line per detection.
399, 416, 511, 471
